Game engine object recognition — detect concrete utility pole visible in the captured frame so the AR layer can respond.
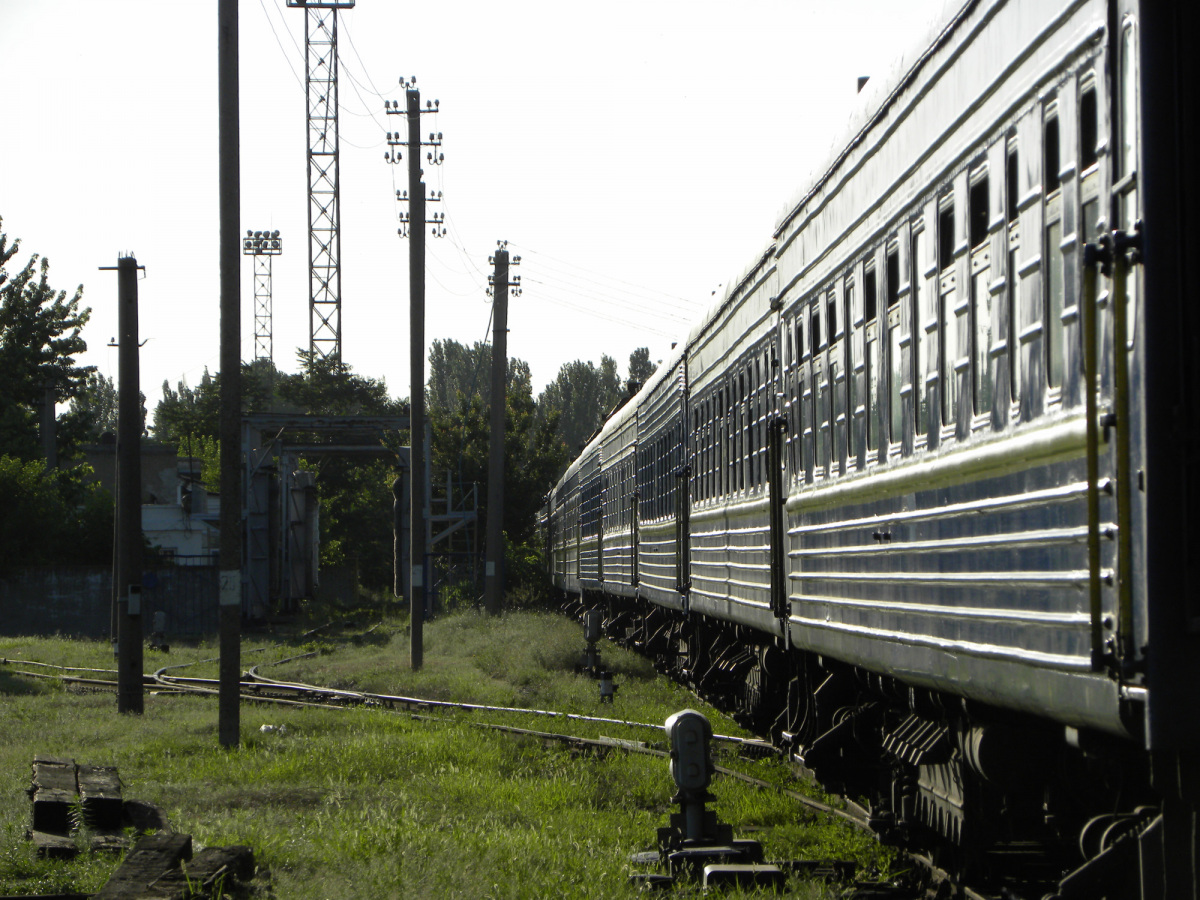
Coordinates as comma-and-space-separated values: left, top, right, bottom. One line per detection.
112, 254, 144, 715
484, 243, 520, 616
384, 80, 443, 670
218, 0, 242, 748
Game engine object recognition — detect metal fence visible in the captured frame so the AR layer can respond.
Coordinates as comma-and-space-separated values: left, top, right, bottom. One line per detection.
0, 560, 219, 639
428, 551, 484, 614
141, 557, 220, 636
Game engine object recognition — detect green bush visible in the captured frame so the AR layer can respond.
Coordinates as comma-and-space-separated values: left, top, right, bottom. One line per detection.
0, 455, 113, 572
504, 535, 553, 609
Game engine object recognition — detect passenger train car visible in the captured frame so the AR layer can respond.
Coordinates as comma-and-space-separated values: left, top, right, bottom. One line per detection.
543, 0, 1199, 895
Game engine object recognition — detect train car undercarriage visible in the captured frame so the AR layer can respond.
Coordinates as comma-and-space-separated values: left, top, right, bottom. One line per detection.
564, 590, 1185, 899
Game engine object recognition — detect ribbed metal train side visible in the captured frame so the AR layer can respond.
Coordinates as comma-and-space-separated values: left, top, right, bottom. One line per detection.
769, 0, 1128, 736
634, 354, 687, 611
686, 254, 781, 634
577, 450, 601, 590
597, 403, 639, 598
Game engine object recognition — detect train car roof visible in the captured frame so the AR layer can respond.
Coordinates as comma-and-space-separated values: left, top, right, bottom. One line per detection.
773, 0, 971, 237
681, 0, 969, 352
552, 0, 970, 497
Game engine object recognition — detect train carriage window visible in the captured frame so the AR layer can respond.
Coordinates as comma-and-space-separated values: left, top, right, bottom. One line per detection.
864, 267, 877, 325
761, 349, 771, 485
938, 199, 958, 425
969, 174, 989, 248
1120, 24, 1138, 181
738, 371, 746, 492
970, 170, 993, 413
700, 398, 710, 504
1006, 144, 1019, 223
864, 264, 882, 455
702, 396, 711, 501
1080, 86, 1098, 171
751, 357, 761, 488
1045, 109, 1064, 389
886, 247, 902, 443
747, 361, 756, 489
723, 384, 732, 496
1006, 138, 1021, 406
790, 315, 805, 479
844, 278, 857, 458
828, 289, 844, 476
1080, 76, 1101, 238
1044, 117, 1061, 194
758, 351, 766, 487
811, 297, 820, 480
911, 225, 929, 436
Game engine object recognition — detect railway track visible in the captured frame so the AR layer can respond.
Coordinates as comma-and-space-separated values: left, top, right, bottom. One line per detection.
2, 648, 998, 898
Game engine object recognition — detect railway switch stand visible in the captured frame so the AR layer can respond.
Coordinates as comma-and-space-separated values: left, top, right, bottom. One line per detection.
628, 710, 781, 889
598, 670, 618, 703
663, 709, 723, 846
579, 609, 604, 675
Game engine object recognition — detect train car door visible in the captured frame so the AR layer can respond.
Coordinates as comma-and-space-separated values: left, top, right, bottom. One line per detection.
597, 482, 605, 585
768, 415, 788, 629
674, 440, 690, 595
631, 492, 640, 587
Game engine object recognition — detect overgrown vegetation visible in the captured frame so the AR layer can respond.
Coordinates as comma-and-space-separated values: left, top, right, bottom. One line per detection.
0, 456, 113, 573
0, 608, 891, 898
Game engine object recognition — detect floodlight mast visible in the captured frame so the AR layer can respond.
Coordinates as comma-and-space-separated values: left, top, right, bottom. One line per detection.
243, 230, 282, 362
286, 0, 355, 366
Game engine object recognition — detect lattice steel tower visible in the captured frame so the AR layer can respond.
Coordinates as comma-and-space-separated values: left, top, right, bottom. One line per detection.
243, 229, 282, 362
287, 0, 355, 365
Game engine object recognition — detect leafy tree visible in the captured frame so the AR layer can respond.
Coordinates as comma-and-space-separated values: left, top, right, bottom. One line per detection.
64, 371, 147, 442
428, 338, 533, 420
0, 217, 93, 460
280, 351, 402, 418
0, 455, 113, 573
151, 359, 288, 446
428, 339, 492, 417
627, 346, 656, 390
152, 369, 219, 445
428, 339, 566, 545
536, 355, 623, 457
150, 352, 407, 590
68, 371, 119, 437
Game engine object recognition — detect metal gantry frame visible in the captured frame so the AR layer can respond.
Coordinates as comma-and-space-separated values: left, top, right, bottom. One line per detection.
287, 0, 355, 365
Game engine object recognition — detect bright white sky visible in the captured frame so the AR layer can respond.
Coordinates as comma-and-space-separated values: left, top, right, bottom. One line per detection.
0, 0, 948, 412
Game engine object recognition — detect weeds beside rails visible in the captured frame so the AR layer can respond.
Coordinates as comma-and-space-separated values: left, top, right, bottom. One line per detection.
0, 609, 893, 898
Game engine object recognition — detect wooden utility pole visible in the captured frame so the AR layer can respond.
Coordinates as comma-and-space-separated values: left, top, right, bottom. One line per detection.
218, 0, 242, 748
485, 244, 519, 615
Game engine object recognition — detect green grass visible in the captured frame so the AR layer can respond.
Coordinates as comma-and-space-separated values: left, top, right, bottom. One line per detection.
0, 606, 890, 898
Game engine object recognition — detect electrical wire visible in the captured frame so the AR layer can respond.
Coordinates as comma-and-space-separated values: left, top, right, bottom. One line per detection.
519, 279, 685, 338
507, 241, 700, 312
259, 0, 304, 90
517, 263, 697, 325
518, 274, 690, 333
339, 19, 389, 98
